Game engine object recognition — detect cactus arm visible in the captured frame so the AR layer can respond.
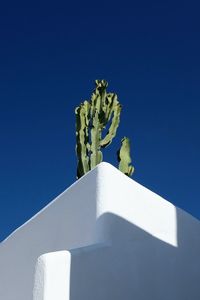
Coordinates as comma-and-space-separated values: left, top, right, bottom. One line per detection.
75, 104, 90, 178
91, 80, 108, 124
100, 102, 121, 148
105, 93, 118, 122
91, 80, 107, 113
90, 109, 103, 169
117, 137, 134, 177
83, 100, 91, 153
91, 92, 101, 116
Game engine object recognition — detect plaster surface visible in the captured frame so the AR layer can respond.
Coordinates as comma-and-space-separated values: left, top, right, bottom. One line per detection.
0, 162, 200, 300
33, 251, 71, 300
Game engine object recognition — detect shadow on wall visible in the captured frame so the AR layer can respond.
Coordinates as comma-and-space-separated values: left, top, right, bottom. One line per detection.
69, 210, 200, 300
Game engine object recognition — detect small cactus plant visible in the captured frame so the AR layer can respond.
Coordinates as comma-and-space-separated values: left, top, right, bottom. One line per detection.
117, 137, 134, 176
75, 80, 134, 179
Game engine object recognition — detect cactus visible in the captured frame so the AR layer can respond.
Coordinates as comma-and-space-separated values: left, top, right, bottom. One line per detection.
75, 80, 134, 178
117, 137, 134, 177
75, 102, 90, 179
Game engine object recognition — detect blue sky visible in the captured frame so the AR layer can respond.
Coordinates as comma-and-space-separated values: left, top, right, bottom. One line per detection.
0, 1, 200, 241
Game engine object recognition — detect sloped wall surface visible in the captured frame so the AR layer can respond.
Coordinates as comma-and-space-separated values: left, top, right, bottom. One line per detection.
1, 163, 200, 300
0, 166, 99, 300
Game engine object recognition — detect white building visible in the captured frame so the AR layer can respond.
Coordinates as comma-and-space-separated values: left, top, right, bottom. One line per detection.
0, 162, 200, 300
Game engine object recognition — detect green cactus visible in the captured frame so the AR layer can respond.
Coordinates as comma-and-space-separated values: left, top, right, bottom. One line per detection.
75, 80, 134, 178
75, 102, 90, 178
117, 137, 134, 177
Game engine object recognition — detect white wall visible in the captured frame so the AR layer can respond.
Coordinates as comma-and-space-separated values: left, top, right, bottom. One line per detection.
33, 163, 200, 300
33, 251, 71, 300
68, 209, 200, 300
1, 163, 200, 300
0, 165, 100, 300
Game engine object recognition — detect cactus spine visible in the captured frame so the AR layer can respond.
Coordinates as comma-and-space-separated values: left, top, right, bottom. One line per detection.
75, 80, 134, 178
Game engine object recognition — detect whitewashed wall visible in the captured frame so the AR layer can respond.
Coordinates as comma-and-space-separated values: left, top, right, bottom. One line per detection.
0, 164, 100, 300
0, 163, 200, 300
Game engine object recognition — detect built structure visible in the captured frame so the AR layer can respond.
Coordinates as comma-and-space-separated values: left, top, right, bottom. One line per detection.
0, 163, 200, 300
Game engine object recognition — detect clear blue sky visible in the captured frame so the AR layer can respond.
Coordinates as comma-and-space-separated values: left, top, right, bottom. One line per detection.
0, 1, 200, 241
